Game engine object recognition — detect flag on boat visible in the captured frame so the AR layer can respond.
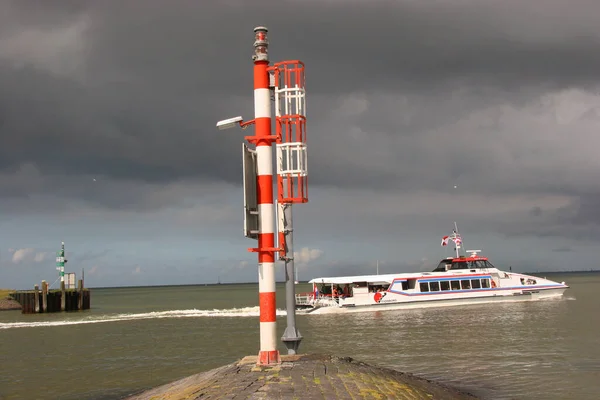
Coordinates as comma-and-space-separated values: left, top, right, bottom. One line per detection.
453, 236, 462, 246
441, 236, 450, 246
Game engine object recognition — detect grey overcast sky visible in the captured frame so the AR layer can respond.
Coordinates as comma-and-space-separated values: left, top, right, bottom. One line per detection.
1, 0, 599, 289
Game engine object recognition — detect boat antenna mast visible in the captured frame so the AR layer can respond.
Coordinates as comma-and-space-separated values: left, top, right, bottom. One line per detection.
452, 222, 464, 258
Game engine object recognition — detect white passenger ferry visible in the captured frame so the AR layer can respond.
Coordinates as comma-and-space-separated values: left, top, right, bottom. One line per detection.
296, 230, 569, 314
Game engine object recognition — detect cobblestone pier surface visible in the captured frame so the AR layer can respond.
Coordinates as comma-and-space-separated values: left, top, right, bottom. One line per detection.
125, 354, 480, 400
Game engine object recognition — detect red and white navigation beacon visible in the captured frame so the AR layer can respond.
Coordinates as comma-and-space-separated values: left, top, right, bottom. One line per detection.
216, 27, 309, 366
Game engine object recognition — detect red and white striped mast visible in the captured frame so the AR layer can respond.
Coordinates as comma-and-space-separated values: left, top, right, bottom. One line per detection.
251, 26, 279, 366
216, 26, 308, 367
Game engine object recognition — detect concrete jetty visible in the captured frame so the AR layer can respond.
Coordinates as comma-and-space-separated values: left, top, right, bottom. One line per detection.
0, 297, 21, 311
125, 354, 479, 400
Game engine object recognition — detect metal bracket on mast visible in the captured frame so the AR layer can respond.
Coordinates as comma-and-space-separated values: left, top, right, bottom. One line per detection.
247, 246, 283, 253
245, 135, 278, 144
239, 119, 256, 129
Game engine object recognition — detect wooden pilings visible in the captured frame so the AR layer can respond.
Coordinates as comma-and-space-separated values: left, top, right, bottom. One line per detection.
34, 284, 40, 313
10, 282, 91, 314
77, 279, 83, 310
42, 280, 48, 312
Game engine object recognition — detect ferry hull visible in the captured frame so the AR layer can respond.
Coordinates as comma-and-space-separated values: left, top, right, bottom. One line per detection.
298, 287, 568, 315
524, 287, 567, 299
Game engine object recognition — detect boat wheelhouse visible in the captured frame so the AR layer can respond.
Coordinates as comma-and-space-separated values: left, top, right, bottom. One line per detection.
296, 231, 569, 314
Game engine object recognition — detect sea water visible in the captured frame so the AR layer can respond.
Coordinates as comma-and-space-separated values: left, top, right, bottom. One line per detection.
0, 272, 598, 400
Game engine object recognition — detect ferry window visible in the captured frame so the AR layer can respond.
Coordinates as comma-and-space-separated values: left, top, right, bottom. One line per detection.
440, 281, 450, 291
419, 282, 430, 292
450, 280, 461, 290
429, 281, 440, 292
433, 261, 448, 272
481, 279, 490, 288
484, 261, 497, 269
451, 262, 468, 270
401, 281, 409, 290
471, 279, 481, 289
461, 280, 471, 289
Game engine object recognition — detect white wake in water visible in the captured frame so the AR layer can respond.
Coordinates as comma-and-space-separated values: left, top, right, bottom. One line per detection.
0, 307, 287, 330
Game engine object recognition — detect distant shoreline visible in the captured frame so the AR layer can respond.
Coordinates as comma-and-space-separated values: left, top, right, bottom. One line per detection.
7, 270, 598, 291
89, 269, 598, 288
526, 270, 600, 275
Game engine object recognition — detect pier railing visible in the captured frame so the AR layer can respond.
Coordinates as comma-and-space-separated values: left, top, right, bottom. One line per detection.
295, 292, 339, 307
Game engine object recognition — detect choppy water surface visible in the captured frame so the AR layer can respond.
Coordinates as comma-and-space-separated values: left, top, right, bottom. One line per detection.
0, 272, 598, 400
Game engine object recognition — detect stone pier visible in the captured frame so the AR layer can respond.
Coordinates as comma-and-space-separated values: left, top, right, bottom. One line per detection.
125, 354, 479, 400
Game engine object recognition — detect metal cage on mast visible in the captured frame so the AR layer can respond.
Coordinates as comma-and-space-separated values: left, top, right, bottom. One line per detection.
270, 61, 308, 205
269, 60, 307, 356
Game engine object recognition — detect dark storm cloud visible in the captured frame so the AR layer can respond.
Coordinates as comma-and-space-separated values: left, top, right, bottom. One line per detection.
1, 0, 600, 241
77, 0, 600, 95
0, 62, 248, 182
484, 191, 600, 240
